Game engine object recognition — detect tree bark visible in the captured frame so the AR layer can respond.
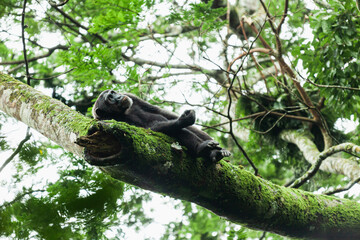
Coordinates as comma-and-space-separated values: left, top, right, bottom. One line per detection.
0, 72, 94, 156
1, 72, 360, 239
280, 129, 360, 181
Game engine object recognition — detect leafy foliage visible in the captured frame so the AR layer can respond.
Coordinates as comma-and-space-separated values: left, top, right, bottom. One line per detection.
1, 0, 360, 239
297, 1, 360, 119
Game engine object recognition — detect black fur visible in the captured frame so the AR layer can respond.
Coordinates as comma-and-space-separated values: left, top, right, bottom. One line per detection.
93, 90, 231, 162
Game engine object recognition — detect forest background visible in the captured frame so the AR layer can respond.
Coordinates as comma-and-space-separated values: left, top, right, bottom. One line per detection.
1, 0, 360, 239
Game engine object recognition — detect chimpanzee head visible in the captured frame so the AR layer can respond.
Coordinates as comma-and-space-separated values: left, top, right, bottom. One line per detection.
92, 90, 133, 120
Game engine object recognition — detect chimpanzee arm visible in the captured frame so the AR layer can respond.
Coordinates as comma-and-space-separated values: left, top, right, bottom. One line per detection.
125, 93, 178, 120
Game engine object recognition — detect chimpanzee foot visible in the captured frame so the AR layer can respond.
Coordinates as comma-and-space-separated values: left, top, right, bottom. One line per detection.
197, 140, 221, 156
178, 109, 196, 128
209, 149, 232, 163
205, 140, 220, 149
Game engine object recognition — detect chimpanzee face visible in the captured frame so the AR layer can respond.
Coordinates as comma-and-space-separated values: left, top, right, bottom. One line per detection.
92, 90, 133, 120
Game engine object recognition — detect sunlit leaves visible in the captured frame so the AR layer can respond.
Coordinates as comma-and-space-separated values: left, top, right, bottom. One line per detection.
167, 0, 226, 34
0, 158, 126, 239
298, 2, 360, 119
87, 0, 144, 37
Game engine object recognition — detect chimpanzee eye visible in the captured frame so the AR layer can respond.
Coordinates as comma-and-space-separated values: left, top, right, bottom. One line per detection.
106, 93, 115, 104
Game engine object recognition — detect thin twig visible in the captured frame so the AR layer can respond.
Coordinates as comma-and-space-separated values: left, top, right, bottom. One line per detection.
306, 78, 360, 91
325, 177, 360, 195
48, 0, 69, 7
256, 111, 287, 134
225, 20, 268, 176
205, 109, 316, 129
30, 67, 76, 81
21, 0, 30, 85
0, 128, 32, 173
0, 189, 46, 209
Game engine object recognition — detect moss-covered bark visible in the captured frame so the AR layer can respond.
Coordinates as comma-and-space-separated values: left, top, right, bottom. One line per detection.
1, 73, 360, 239
81, 122, 360, 239
0, 71, 95, 155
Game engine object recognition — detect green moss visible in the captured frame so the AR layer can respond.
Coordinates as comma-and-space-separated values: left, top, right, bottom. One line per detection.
0, 72, 94, 137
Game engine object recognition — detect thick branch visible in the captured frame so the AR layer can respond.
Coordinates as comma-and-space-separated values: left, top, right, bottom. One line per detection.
79, 122, 360, 239
2, 73, 360, 239
0, 72, 93, 156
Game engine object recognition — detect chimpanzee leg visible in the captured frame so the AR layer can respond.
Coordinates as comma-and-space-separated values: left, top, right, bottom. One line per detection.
168, 128, 204, 157
151, 110, 195, 133
169, 129, 231, 162
150, 110, 231, 162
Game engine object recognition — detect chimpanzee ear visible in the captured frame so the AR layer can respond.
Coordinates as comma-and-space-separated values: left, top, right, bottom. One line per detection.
94, 108, 107, 119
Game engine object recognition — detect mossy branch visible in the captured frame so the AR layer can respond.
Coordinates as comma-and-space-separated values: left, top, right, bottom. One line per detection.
78, 122, 360, 239
1, 72, 360, 239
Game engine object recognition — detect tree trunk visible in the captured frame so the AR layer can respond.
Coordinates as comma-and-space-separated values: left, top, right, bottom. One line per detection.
1, 72, 360, 239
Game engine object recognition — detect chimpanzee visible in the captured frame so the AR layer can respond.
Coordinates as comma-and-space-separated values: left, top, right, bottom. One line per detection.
92, 90, 231, 162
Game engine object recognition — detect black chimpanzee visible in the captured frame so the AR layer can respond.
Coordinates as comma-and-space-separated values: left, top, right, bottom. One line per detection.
92, 90, 231, 162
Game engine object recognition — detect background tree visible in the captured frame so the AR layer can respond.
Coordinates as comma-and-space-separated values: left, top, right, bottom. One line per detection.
0, 0, 360, 239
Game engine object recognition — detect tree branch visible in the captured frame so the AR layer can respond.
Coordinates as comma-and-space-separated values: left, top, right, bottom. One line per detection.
49, 0, 69, 7
78, 121, 360, 240
306, 77, 360, 91
0, 72, 93, 156
280, 129, 360, 181
21, 0, 30, 84
0, 127, 31, 173
290, 143, 360, 188
0, 189, 46, 209
49, 3, 108, 43
0, 45, 69, 65
2, 72, 360, 239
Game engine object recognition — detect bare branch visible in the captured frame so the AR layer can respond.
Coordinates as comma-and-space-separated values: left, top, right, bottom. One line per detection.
30, 67, 76, 81
48, 0, 69, 7
0, 128, 32, 173
206, 110, 316, 130
227, 48, 272, 73
281, 130, 360, 183
277, 0, 289, 35
49, 3, 108, 43
259, 0, 283, 56
0, 45, 69, 65
21, 0, 30, 84
325, 176, 360, 195
306, 77, 360, 91
122, 55, 202, 71
225, 19, 269, 176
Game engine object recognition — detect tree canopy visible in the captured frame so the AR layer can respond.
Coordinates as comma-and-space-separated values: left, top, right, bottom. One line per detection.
1, 0, 360, 239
